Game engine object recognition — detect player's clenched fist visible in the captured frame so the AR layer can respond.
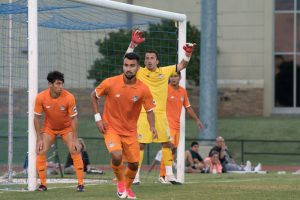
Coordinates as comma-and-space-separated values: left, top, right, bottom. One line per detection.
183, 43, 197, 61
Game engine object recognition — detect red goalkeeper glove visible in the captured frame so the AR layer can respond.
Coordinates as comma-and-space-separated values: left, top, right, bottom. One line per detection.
130, 29, 145, 48
183, 43, 197, 61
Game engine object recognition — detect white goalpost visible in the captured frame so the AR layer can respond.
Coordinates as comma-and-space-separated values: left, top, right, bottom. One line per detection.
27, 0, 38, 191
26, 0, 187, 190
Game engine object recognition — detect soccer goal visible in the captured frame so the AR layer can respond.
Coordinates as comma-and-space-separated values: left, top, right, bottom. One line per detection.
0, 0, 187, 191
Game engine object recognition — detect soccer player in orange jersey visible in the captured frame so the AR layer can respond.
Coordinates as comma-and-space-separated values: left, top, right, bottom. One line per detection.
158, 71, 204, 183
90, 52, 157, 199
34, 71, 84, 192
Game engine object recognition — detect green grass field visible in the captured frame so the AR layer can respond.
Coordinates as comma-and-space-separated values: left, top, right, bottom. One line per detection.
1, 172, 300, 200
1, 116, 300, 199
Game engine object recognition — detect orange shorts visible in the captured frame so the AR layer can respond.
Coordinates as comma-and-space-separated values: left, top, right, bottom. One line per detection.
103, 132, 139, 163
170, 129, 180, 148
42, 126, 72, 142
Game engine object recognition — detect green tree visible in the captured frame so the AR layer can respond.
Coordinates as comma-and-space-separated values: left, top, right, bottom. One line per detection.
88, 20, 200, 86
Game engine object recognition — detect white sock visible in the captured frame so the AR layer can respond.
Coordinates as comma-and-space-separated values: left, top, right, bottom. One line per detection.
135, 168, 140, 177
166, 166, 173, 176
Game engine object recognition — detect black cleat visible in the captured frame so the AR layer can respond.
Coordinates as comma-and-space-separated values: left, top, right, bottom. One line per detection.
165, 175, 182, 185
37, 184, 47, 191
77, 184, 85, 192
169, 180, 182, 185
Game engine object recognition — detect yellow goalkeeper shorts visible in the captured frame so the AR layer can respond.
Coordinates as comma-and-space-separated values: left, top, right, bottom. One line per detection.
137, 112, 171, 143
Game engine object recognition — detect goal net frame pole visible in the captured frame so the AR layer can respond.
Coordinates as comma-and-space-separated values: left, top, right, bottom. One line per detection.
28, 0, 38, 191
7, 0, 13, 183
28, 0, 187, 189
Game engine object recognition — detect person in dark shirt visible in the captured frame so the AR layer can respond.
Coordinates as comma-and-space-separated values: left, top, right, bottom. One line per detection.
185, 141, 206, 173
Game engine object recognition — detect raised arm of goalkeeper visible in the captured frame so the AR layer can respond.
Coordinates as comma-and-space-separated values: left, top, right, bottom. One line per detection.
126, 29, 196, 71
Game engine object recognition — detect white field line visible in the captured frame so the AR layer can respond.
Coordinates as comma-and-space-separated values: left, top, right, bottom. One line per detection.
0, 178, 262, 192
185, 178, 262, 184
0, 183, 106, 192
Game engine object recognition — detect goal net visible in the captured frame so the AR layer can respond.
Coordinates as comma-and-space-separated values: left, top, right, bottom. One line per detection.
0, 0, 186, 190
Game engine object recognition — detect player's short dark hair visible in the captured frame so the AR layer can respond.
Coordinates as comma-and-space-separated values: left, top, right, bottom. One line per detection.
124, 52, 140, 63
47, 71, 64, 83
145, 50, 160, 61
191, 141, 199, 147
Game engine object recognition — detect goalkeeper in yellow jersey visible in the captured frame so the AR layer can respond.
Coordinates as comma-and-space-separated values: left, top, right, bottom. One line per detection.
126, 29, 196, 184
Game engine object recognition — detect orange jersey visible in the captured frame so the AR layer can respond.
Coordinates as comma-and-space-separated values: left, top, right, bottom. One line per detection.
95, 74, 155, 136
166, 85, 190, 131
34, 89, 78, 131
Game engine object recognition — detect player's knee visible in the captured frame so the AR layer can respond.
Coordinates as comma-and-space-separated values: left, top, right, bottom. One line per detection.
37, 149, 48, 156
70, 152, 81, 157
111, 151, 122, 165
128, 162, 139, 171
139, 143, 146, 150
37, 151, 46, 156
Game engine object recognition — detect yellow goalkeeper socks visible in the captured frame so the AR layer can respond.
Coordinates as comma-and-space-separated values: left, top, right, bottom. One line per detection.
139, 150, 144, 168
162, 147, 173, 166
162, 147, 174, 176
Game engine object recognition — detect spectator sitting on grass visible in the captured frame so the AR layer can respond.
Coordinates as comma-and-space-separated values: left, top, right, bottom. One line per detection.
204, 151, 222, 174
209, 136, 261, 173
185, 141, 206, 173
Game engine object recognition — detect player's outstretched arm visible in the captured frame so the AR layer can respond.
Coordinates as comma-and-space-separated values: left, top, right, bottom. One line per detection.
177, 43, 197, 71
186, 106, 204, 129
126, 29, 145, 53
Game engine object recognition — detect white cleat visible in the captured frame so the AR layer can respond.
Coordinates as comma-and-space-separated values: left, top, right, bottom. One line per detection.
132, 175, 140, 185
244, 160, 252, 172
254, 163, 262, 172
158, 176, 170, 184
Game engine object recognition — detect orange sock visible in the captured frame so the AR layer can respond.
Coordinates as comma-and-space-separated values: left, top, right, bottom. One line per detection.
71, 153, 84, 185
111, 162, 124, 182
160, 154, 174, 177
124, 167, 137, 189
160, 157, 166, 177
36, 155, 47, 186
